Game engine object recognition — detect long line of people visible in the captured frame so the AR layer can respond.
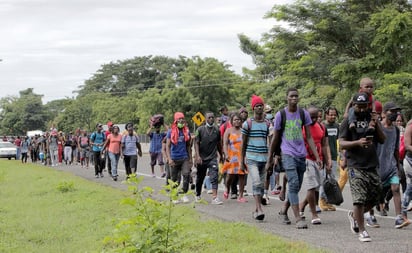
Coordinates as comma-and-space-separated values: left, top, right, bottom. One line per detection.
5, 78, 412, 243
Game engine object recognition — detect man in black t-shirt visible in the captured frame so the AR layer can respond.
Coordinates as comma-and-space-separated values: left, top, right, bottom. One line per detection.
194, 112, 224, 205
339, 92, 385, 242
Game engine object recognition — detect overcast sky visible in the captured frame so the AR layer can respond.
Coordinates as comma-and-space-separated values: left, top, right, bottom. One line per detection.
0, 0, 291, 103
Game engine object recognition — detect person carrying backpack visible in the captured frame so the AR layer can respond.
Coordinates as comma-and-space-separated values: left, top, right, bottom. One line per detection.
90, 123, 106, 178
266, 88, 321, 229
240, 95, 270, 221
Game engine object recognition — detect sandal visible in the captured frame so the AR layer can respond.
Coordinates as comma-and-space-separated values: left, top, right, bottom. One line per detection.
223, 191, 229, 200
311, 218, 322, 225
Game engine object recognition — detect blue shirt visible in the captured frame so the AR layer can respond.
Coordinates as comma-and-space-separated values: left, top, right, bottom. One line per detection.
149, 132, 166, 153
91, 131, 105, 152
167, 129, 190, 160
122, 134, 139, 156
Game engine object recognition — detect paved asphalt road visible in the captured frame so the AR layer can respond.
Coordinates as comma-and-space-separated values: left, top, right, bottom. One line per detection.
49, 144, 412, 253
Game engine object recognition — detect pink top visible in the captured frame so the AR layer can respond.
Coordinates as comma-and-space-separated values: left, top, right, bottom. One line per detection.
107, 134, 122, 154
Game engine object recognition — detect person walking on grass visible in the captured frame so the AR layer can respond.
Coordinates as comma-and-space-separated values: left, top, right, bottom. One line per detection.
20, 136, 30, 163
339, 92, 385, 242
194, 112, 224, 205
266, 88, 321, 229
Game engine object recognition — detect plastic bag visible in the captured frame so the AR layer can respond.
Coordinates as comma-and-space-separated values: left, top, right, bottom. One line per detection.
323, 174, 344, 205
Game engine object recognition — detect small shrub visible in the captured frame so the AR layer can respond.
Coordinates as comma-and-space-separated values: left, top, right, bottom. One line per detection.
56, 181, 75, 193
104, 176, 192, 253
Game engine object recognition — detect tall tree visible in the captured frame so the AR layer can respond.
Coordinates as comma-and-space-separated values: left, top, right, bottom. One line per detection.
0, 89, 47, 135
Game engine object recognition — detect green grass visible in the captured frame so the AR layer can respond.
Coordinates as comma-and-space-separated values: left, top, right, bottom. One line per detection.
0, 160, 326, 253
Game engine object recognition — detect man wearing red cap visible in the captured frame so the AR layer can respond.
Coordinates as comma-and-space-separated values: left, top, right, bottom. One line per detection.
240, 95, 269, 221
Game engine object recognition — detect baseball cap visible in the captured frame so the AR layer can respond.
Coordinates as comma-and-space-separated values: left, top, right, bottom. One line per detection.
383, 101, 401, 112
352, 92, 369, 104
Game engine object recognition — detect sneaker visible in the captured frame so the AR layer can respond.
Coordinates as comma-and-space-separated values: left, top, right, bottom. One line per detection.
95, 174, 99, 178
261, 195, 270, 205
296, 219, 308, 229
230, 193, 238, 199
100, 173, 104, 178
243, 190, 249, 196
279, 211, 291, 225
207, 189, 213, 194
237, 197, 248, 203
380, 209, 388, 216
366, 215, 380, 228
395, 216, 411, 229
348, 210, 359, 234
211, 197, 223, 205
358, 230, 372, 242
195, 196, 201, 203
253, 211, 265, 221
299, 211, 306, 220
112, 176, 118, 181
316, 205, 322, 213
151, 173, 156, 178
161, 172, 166, 178
181, 195, 190, 203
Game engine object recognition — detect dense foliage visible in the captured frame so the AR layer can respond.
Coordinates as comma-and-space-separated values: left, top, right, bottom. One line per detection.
1, 0, 411, 135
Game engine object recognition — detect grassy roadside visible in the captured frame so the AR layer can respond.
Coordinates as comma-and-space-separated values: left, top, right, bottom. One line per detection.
0, 160, 326, 253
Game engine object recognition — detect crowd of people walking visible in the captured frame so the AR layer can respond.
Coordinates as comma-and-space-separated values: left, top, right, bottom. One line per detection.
4, 78, 412, 243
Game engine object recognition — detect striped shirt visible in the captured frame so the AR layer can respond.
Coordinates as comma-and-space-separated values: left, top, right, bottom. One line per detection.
241, 119, 268, 162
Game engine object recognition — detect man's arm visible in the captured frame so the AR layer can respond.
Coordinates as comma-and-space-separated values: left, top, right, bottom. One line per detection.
322, 136, 332, 172
146, 127, 152, 136
266, 129, 281, 170
194, 129, 201, 165
136, 141, 142, 157
374, 120, 386, 144
217, 134, 224, 163
166, 138, 174, 167
405, 120, 412, 153
240, 132, 248, 171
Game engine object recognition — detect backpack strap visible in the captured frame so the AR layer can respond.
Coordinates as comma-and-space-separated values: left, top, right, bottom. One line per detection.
246, 118, 270, 135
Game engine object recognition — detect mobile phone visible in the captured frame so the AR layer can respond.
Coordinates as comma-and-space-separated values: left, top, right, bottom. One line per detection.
366, 135, 373, 141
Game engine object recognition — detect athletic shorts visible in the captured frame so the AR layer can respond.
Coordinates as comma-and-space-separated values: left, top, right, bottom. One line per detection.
303, 159, 322, 190
150, 152, 164, 166
348, 167, 382, 206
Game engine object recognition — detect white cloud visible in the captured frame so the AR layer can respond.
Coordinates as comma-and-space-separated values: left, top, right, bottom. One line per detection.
0, 0, 293, 102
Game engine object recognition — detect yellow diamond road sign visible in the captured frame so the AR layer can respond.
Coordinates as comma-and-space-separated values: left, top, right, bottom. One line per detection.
192, 112, 205, 126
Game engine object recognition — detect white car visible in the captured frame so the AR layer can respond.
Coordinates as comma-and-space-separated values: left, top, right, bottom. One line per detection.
0, 141, 17, 160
